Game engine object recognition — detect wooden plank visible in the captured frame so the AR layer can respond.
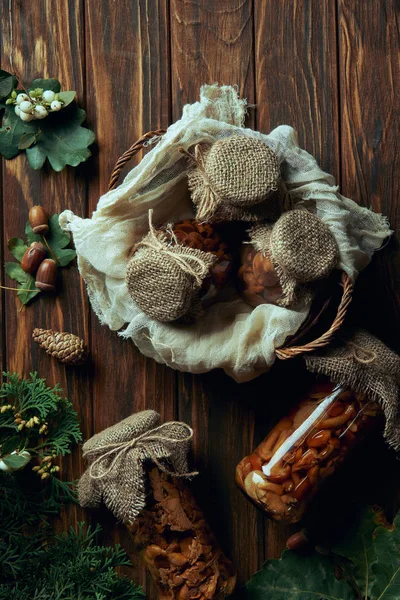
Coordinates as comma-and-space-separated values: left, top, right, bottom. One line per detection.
0, 0, 91, 530
338, 0, 400, 347
254, 0, 340, 557
169, 0, 261, 586
84, 1, 172, 595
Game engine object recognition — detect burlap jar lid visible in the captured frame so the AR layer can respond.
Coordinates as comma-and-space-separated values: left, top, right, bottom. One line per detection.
78, 409, 198, 523
270, 209, 339, 283
185, 135, 280, 222
250, 209, 339, 307
305, 329, 400, 451
125, 212, 216, 322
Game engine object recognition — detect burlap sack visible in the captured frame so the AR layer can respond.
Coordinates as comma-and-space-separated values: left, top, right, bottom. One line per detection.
126, 212, 216, 322
250, 209, 339, 307
78, 410, 197, 523
186, 135, 281, 222
305, 329, 400, 451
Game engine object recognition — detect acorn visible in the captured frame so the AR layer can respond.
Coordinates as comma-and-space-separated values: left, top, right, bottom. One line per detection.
29, 205, 49, 235
286, 530, 309, 551
21, 242, 46, 274
35, 259, 57, 292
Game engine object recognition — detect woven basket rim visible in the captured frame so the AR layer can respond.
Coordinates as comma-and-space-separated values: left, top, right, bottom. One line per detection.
108, 129, 353, 361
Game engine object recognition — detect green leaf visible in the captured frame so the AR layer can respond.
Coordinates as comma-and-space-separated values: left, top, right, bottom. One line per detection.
5, 262, 40, 304
0, 70, 17, 100
18, 132, 38, 150
29, 78, 60, 93
26, 104, 95, 171
7, 238, 27, 262
26, 214, 76, 266
333, 506, 378, 599
2, 454, 28, 469
57, 90, 76, 109
0, 105, 37, 159
1, 437, 20, 457
245, 550, 355, 600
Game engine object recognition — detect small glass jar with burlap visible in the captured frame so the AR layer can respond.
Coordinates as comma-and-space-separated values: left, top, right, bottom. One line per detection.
125, 212, 233, 323
238, 209, 339, 308
183, 134, 282, 223
79, 410, 236, 600
236, 330, 400, 523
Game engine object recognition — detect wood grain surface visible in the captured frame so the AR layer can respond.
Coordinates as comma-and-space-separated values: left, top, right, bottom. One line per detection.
1, 1, 400, 597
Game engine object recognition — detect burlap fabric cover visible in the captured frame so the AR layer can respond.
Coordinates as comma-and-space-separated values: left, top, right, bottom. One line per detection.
186, 135, 280, 222
251, 210, 339, 307
78, 410, 196, 523
60, 85, 391, 383
305, 330, 400, 450
125, 217, 216, 322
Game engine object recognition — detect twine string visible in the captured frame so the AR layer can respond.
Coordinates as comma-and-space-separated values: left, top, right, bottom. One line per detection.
180, 144, 219, 221
85, 421, 198, 480
137, 209, 210, 286
347, 341, 377, 365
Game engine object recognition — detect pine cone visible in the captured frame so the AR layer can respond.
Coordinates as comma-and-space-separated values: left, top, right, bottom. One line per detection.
32, 328, 88, 365
165, 220, 233, 291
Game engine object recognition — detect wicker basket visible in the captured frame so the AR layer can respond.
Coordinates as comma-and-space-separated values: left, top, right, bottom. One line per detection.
108, 129, 353, 362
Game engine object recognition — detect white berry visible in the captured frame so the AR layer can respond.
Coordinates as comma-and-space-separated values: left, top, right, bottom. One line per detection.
42, 90, 55, 103
20, 111, 34, 122
33, 105, 48, 120
50, 100, 62, 111
20, 100, 34, 114
16, 93, 29, 105
14, 105, 21, 116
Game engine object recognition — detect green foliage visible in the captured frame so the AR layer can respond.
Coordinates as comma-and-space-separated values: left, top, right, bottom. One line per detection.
5, 213, 76, 305
0, 371, 81, 463
0, 72, 95, 171
4, 261, 39, 304
244, 506, 400, 600
0, 475, 145, 600
26, 213, 77, 266
0, 69, 18, 100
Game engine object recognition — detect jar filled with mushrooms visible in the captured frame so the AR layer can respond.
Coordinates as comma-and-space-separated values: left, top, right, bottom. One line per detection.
235, 379, 380, 523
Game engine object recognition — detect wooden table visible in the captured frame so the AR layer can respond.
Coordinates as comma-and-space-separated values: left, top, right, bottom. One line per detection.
1, 1, 400, 597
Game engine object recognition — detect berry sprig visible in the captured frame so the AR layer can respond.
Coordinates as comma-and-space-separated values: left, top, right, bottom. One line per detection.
7, 88, 64, 122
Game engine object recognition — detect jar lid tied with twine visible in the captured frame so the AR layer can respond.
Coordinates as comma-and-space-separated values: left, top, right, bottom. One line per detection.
183, 134, 281, 222
305, 329, 400, 452
125, 210, 217, 323
78, 410, 198, 524
250, 209, 339, 307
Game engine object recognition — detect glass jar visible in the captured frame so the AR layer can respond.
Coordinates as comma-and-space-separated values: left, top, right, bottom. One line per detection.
127, 467, 236, 599
235, 379, 380, 523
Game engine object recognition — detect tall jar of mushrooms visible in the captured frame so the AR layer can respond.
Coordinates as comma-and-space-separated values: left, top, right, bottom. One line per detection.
236, 379, 380, 523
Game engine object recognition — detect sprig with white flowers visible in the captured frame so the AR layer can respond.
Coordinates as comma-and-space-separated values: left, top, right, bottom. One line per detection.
7, 88, 65, 122
0, 70, 95, 171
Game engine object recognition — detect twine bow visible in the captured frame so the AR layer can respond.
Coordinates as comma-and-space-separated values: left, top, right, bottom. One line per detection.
136, 209, 212, 286
84, 421, 198, 481
180, 144, 219, 221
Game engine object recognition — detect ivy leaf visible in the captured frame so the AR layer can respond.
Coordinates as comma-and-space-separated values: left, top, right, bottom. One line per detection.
0, 105, 36, 159
29, 78, 61, 94
57, 90, 76, 109
0, 70, 17, 100
333, 506, 378, 599
26, 214, 76, 267
7, 238, 28, 262
244, 550, 354, 600
5, 262, 39, 305
26, 104, 95, 171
